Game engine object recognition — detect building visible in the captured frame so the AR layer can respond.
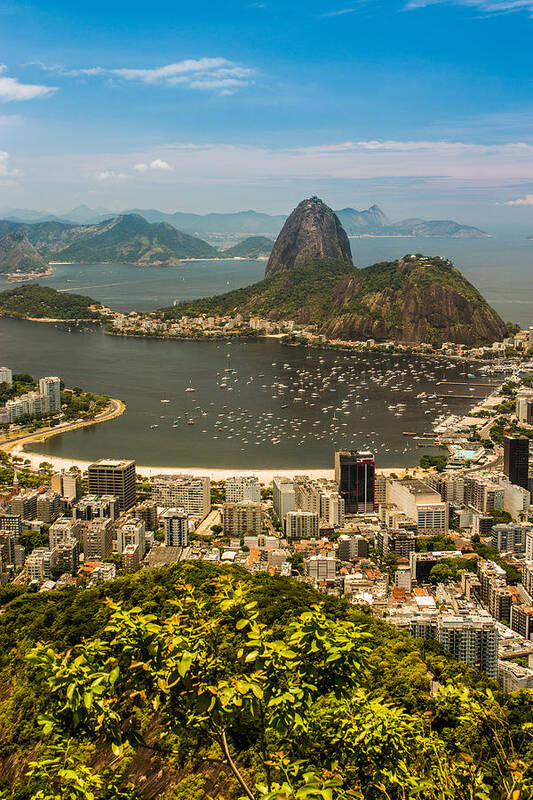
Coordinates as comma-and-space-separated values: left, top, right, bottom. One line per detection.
0, 532, 15, 566
395, 566, 412, 591
410, 611, 498, 679
516, 390, 533, 425
54, 540, 80, 575
39, 376, 61, 413
135, 500, 158, 531
0, 366, 12, 385
304, 554, 336, 583
478, 559, 507, 605
488, 582, 513, 624
49, 517, 83, 549
10, 491, 39, 520
26, 548, 56, 581
223, 502, 262, 537
510, 604, 533, 640
387, 478, 448, 534
88, 459, 136, 512
151, 474, 210, 518
498, 660, 533, 692
376, 529, 417, 558
335, 450, 375, 513
491, 523, 532, 554
225, 475, 261, 503
36, 491, 61, 523
464, 475, 505, 513
522, 561, 533, 596
284, 510, 319, 541
73, 495, 119, 521
503, 436, 529, 490
161, 508, 189, 548
0, 514, 22, 540
51, 470, 82, 501
337, 534, 369, 561
82, 517, 115, 559
122, 543, 141, 572
272, 477, 295, 521
115, 517, 146, 555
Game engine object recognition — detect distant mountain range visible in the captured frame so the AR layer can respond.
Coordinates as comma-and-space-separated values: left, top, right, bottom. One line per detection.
0, 203, 490, 238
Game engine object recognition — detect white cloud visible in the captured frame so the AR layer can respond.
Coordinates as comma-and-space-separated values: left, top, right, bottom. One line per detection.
405, 0, 533, 16
500, 194, 533, 205
134, 159, 173, 172
0, 68, 57, 102
94, 170, 130, 182
36, 58, 254, 94
0, 151, 20, 178
320, 8, 356, 17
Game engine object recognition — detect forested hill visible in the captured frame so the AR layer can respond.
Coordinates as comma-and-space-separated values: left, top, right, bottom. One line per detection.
0, 561, 531, 800
0, 284, 102, 319
160, 254, 507, 346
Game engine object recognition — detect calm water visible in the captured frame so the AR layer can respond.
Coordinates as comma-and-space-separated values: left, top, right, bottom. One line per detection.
0, 234, 525, 469
0, 318, 496, 469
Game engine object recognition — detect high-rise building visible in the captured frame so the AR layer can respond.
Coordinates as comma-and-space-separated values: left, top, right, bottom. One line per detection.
51, 470, 82, 501
73, 495, 119, 521
337, 534, 369, 561
115, 517, 146, 555
25, 548, 56, 581
36, 491, 61, 523
410, 611, 498, 679
161, 508, 189, 547
334, 450, 375, 513
387, 478, 448, 533
304, 554, 336, 583
272, 477, 296, 521
38, 376, 62, 414
151, 474, 210, 518
0, 532, 15, 566
284, 510, 319, 541
503, 436, 529, 490
510, 604, 533, 640
54, 540, 80, 575
49, 517, 83, 549
82, 518, 115, 559
225, 476, 261, 504
376, 529, 417, 558
0, 367, 12, 385
10, 491, 39, 520
0, 514, 22, 540
122, 543, 141, 572
223, 502, 263, 537
88, 459, 136, 512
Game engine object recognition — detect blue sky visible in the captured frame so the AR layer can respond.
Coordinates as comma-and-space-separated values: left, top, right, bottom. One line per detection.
0, 0, 532, 227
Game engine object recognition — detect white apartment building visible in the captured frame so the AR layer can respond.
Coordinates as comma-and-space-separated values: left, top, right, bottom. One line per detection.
272, 477, 295, 521
152, 474, 210, 519
115, 517, 146, 555
304, 554, 336, 583
49, 517, 83, 549
0, 367, 12, 385
284, 510, 319, 541
161, 508, 189, 548
387, 478, 448, 533
26, 548, 56, 581
225, 475, 261, 503
39, 377, 61, 413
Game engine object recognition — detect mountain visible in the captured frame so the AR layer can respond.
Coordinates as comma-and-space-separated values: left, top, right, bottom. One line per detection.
265, 197, 353, 278
125, 207, 287, 235
0, 205, 490, 238
0, 215, 220, 265
0, 284, 102, 319
223, 236, 274, 258
163, 253, 507, 346
0, 232, 49, 274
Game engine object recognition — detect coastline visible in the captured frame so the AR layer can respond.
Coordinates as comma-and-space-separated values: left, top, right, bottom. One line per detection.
0, 396, 126, 461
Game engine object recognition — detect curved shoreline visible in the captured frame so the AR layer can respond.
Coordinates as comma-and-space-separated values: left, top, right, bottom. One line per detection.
0, 396, 126, 461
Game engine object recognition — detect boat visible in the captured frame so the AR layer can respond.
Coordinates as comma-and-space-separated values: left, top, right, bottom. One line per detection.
402, 431, 417, 436
160, 399, 170, 403
150, 424, 159, 429
187, 419, 195, 425
185, 380, 195, 393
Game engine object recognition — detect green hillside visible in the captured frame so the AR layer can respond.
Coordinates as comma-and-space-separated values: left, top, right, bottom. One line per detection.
0, 561, 530, 800
159, 254, 507, 345
223, 235, 274, 258
0, 284, 102, 319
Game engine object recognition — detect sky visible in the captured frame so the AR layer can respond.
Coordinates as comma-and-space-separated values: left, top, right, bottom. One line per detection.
0, 0, 532, 229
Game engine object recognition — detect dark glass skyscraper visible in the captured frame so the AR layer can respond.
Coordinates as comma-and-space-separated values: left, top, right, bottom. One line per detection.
503, 436, 529, 490
334, 450, 375, 513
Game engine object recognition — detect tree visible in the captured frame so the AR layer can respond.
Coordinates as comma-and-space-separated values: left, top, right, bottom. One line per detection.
429, 562, 453, 584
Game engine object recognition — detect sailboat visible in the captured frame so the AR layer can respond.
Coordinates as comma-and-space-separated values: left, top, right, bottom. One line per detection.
185, 380, 195, 393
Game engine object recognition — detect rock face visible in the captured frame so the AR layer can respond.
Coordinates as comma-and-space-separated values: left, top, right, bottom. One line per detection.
0, 232, 48, 273
265, 197, 353, 278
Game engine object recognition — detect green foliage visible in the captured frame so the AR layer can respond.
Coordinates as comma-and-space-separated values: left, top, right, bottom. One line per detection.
490, 508, 513, 525
224, 237, 274, 258
416, 535, 456, 552
0, 562, 531, 799
419, 453, 449, 471
0, 285, 102, 320
473, 542, 521, 584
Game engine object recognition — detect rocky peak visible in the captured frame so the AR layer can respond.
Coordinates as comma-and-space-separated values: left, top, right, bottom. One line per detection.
265, 197, 353, 278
